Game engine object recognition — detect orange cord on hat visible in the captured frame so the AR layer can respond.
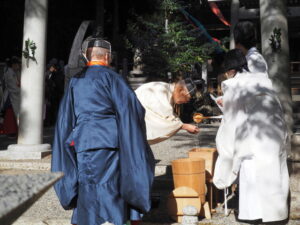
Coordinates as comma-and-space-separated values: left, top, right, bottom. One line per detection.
87, 61, 108, 66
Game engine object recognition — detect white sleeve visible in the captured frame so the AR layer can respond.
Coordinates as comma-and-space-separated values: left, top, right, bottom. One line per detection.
213, 80, 247, 189
136, 84, 183, 144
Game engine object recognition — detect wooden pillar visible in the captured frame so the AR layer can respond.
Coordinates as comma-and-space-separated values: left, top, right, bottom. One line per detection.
230, 0, 239, 49
260, 0, 293, 141
0, 0, 51, 160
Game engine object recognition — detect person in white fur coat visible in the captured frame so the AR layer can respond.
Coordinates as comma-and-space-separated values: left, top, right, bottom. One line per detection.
213, 49, 289, 223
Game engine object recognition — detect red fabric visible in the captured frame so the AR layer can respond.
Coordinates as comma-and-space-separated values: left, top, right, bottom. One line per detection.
209, 2, 231, 27
130, 221, 141, 225
2, 107, 18, 135
0, 123, 4, 134
70, 140, 75, 146
212, 37, 221, 43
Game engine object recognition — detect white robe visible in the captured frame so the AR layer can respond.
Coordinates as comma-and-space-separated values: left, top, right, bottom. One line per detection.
135, 82, 183, 144
213, 71, 289, 222
246, 47, 268, 76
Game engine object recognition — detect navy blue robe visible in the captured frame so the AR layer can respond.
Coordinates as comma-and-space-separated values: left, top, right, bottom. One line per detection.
51, 65, 155, 225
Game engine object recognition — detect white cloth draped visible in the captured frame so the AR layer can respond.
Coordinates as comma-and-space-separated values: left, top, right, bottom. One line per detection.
135, 82, 183, 145
213, 71, 289, 222
246, 47, 268, 75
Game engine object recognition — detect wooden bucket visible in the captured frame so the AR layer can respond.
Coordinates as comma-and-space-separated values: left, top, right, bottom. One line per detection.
167, 186, 201, 222
188, 148, 218, 211
188, 147, 218, 181
171, 158, 206, 203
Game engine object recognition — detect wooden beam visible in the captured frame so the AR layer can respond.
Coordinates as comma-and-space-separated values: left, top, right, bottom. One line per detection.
239, 6, 300, 19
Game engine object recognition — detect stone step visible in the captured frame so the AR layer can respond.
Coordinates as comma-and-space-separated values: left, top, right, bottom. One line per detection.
0, 173, 63, 225
0, 160, 51, 171
0, 161, 175, 201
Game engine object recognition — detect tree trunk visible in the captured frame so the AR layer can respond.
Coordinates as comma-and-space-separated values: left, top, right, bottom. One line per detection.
260, 0, 293, 154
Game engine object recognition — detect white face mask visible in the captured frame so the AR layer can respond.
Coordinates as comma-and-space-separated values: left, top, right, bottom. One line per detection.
180, 78, 202, 97
81, 37, 92, 63
81, 37, 112, 63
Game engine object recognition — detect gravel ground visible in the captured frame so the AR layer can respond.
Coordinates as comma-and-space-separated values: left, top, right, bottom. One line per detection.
150, 123, 219, 165
1, 124, 299, 225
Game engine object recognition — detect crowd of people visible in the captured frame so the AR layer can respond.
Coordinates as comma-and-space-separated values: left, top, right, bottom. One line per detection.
0, 56, 21, 137
0, 19, 289, 225
0, 57, 66, 137
51, 20, 289, 225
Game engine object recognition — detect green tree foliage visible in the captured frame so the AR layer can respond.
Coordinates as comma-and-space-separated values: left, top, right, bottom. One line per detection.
126, 0, 220, 79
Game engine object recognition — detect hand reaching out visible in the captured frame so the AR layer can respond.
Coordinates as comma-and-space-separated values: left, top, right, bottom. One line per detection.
216, 97, 223, 107
182, 123, 200, 134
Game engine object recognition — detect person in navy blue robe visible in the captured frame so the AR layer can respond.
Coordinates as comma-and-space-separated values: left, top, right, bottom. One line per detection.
51, 37, 155, 225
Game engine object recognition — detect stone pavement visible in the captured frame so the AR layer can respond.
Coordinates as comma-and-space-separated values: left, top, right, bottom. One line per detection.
0, 124, 299, 225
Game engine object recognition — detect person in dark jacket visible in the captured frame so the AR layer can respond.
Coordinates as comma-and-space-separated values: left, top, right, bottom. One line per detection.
51, 36, 155, 225
45, 58, 65, 126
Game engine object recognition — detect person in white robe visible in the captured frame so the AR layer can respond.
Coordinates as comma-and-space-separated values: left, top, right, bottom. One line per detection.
234, 20, 268, 75
135, 79, 199, 144
216, 21, 269, 107
213, 49, 289, 223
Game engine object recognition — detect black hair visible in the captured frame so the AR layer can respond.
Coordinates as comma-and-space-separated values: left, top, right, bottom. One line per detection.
11, 56, 20, 64
5, 57, 20, 72
223, 49, 249, 73
234, 21, 257, 50
47, 58, 59, 70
